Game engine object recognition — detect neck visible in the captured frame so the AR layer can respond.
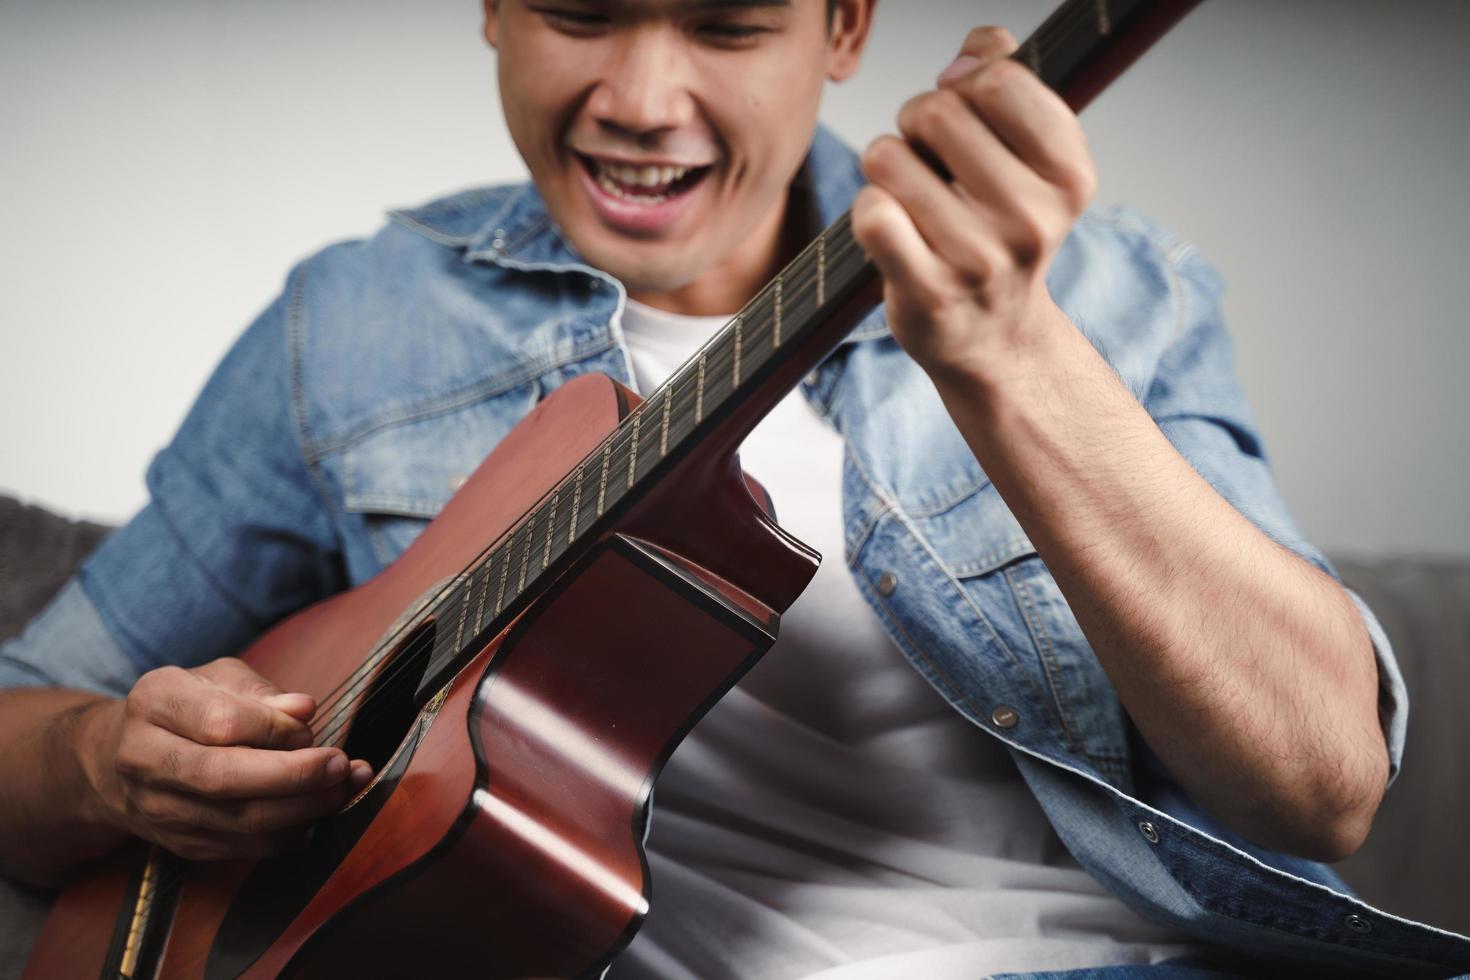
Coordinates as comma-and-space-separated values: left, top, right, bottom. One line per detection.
626, 185, 810, 318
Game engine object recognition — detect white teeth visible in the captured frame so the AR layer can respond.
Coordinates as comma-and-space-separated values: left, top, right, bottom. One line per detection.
596, 169, 674, 204
593, 159, 692, 192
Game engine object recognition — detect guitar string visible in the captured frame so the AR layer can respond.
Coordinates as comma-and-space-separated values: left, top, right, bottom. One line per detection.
130, 238, 855, 913
298, 0, 1099, 736
130, 0, 1114, 916
303, 218, 854, 749
309, 245, 852, 753
295, 0, 1110, 733
304, 0, 1103, 744
301, 213, 852, 736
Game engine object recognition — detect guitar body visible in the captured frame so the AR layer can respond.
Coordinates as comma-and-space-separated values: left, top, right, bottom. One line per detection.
27, 373, 819, 979
26, 4, 1203, 972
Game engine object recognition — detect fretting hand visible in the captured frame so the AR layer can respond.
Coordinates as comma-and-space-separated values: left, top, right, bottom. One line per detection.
851, 26, 1096, 393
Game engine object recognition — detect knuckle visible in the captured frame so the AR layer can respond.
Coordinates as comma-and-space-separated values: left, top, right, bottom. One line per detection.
1009, 209, 1050, 264
861, 136, 906, 181
964, 25, 1014, 55
850, 188, 883, 240
236, 803, 271, 836
957, 240, 999, 283
968, 62, 1016, 104
159, 747, 185, 780
912, 90, 963, 140
295, 756, 323, 794
198, 699, 240, 745
190, 755, 229, 796
1061, 160, 1097, 207
114, 742, 147, 780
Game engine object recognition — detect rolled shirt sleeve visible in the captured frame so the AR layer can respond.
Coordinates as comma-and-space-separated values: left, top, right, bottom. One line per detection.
0, 274, 346, 697
1143, 245, 1408, 783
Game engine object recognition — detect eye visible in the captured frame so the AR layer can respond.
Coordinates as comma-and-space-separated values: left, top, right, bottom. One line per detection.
696, 21, 771, 44
533, 6, 611, 35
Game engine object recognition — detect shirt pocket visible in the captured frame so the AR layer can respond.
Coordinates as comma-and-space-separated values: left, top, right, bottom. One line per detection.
336, 380, 540, 576
917, 481, 1135, 791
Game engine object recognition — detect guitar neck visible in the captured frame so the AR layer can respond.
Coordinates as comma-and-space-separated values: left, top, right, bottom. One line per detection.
414, 0, 1202, 700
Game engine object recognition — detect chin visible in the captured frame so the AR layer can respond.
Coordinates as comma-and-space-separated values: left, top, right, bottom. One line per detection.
575, 233, 705, 296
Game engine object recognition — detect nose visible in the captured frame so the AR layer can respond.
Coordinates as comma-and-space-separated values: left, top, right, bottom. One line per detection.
585, 27, 695, 145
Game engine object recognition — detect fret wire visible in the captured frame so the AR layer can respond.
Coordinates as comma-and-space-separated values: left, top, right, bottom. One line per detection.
543, 492, 557, 568
660, 390, 672, 455
474, 555, 492, 630
570, 464, 583, 541
423, 218, 856, 658
495, 537, 510, 614
696, 351, 706, 422
597, 443, 611, 516
454, 572, 470, 650
773, 274, 783, 347
817, 232, 826, 307
516, 516, 533, 592
309, 7, 1121, 711
733, 314, 742, 386
627, 418, 639, 488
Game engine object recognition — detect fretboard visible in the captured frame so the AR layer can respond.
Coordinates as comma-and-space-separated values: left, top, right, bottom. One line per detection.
413, 0, 1203, 699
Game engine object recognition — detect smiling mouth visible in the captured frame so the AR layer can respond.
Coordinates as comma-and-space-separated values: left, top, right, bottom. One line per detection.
577, 153, 713, 204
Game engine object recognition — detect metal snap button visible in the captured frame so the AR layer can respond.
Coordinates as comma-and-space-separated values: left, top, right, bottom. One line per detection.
875, 571, 898, 597
990, 705, 1019, 729
1138, 820, 1160, 844
1344, 913, 1371, 934
448, 475, 467, 492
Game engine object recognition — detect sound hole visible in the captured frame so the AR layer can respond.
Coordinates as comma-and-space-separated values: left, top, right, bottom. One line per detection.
341, 619, 437, 774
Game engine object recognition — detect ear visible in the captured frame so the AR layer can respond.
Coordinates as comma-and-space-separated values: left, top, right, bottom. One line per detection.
825, 0, 876, 83
482, 0, 501, 49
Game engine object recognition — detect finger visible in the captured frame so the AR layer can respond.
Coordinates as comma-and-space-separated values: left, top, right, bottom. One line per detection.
196, 657, 285, 700
850, 182, 957, 313
118, 725, 350, 798
861, 134, 1013, 284
938, 26, 1018, 84
895, 88, 1069, 266
136, 666, 312, 750
897, 85, 1051, 212
198, 658, 318, 722
944, 60, 1095, 208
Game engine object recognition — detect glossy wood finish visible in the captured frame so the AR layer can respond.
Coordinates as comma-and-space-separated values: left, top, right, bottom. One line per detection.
27, 373, 816, 978
27, 5, 1206, 970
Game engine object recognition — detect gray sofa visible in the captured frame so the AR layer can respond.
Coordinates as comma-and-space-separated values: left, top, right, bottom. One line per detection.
0, 494, 1465, 971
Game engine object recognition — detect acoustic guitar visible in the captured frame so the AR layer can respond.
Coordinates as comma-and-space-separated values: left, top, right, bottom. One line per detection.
26, 1, 1201, 976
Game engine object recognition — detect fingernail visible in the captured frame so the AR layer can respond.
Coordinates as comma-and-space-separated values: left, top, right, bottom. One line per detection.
265, 692, 314, 714
326, 753, 348, 780
350, 760, 374, 787
938, 55, 981, 84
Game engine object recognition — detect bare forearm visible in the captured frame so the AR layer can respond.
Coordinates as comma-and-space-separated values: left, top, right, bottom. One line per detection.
0, 689, 128, 886
929, 309, 1388, 860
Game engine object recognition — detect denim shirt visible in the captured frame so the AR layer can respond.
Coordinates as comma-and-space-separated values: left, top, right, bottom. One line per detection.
3, 127, 1464, 977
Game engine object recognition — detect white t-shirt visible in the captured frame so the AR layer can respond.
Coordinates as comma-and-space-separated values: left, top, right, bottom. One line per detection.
606, 298, 1205, 980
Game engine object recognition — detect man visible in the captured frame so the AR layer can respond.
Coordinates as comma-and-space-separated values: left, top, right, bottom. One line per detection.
0, 0, 1461, 976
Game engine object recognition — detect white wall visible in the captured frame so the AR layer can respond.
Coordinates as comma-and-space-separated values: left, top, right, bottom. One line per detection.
3, 0, 1467, 557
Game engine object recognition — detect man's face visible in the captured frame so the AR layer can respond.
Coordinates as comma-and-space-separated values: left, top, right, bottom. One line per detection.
486, 0, 855, 301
